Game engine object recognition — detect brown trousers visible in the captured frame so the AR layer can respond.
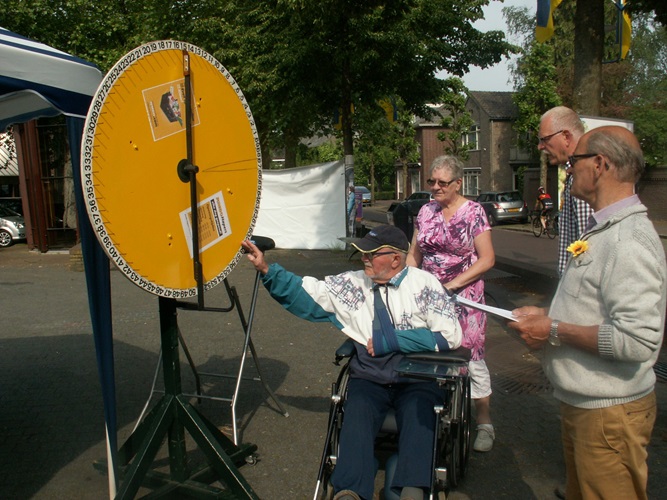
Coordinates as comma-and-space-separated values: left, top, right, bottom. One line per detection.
560, 391, 657, 500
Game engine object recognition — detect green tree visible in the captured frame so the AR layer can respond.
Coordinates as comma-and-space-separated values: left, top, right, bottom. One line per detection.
297, 139, 343, 167
627, 0, 667, 26
2, 0, 514, 175
353, 101, 406, 200
436, 78, 474, 160
512, 40, 562, 188
627, 14, 667, 166
265, 0, 515, 164
505, 3, 667, 167
391, 109, 420, 200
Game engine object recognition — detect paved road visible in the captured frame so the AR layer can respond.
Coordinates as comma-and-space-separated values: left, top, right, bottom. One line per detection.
0, 236, 665, 499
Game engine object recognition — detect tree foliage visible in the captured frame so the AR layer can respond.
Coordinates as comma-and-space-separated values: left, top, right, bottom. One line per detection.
1, 0, 514, 172
512, 41, 561, 149
353, 104, 398, 197
505, 3, 667, 166
436, 78, 475, 161
391, 107, 421, 199
627, 0, 667, 26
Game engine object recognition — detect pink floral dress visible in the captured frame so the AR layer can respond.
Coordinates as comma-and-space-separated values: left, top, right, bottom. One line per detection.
415, 200, 491, 361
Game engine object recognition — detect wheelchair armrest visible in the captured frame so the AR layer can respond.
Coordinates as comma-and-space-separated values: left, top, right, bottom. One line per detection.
250, 235, 275, 253
334, 338, 356, 365
404, 346, 471, 364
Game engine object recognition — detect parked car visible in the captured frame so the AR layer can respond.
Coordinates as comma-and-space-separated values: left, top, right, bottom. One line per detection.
387, 191, 434, 240
0, 198, 23, 215
475, 191, 529, 226
0, 205, 26, 247
355, 186, 371, 206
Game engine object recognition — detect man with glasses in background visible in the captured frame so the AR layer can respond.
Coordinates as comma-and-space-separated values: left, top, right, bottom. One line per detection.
538, 106, 594, 276
242, 225, 462, 500
510, 126, 666, 500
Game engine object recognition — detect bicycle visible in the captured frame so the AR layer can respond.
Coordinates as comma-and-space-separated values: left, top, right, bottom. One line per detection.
531, 209, 559, 239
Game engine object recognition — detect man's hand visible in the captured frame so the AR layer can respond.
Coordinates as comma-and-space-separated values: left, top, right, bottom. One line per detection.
241, 240, 269, 275
508, 306, 551, 350
366, 338, 375, 357
512, 306, 547, 317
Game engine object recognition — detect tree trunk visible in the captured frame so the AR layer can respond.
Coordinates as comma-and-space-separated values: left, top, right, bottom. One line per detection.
370, 156, 376, 206
402, 161, 408, 200
283, 129, 298, 169
572, 0, 604, 115
256, 120, 272, 170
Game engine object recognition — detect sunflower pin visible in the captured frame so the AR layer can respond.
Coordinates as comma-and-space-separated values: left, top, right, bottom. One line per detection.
567, 240, 589, 258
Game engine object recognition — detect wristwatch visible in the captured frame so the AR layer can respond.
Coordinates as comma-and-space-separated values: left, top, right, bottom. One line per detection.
548, 320, 561, 346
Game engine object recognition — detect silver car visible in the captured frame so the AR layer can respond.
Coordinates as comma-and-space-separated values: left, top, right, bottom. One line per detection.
0, 206, 26, 247
475, 191, 529, 226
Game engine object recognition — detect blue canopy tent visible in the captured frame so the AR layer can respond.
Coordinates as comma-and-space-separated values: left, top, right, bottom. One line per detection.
0, 27, 118, 495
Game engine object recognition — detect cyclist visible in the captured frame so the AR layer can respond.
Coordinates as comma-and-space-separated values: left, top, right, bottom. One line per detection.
535, 186, 554, 230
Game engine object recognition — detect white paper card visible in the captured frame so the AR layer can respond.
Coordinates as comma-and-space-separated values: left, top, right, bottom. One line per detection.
455, 295, 518, 322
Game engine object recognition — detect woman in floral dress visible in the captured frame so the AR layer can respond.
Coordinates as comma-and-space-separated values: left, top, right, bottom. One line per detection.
407, 155, 497, 452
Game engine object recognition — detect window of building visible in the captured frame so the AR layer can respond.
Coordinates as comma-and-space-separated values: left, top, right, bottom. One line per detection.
463, 169, 480, 197
462, 124, 480, 151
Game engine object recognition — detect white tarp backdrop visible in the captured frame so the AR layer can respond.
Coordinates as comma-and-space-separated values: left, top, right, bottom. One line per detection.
254, 160, 346, 250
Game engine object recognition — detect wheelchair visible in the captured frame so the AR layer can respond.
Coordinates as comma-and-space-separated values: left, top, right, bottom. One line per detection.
314, 339, 472, 500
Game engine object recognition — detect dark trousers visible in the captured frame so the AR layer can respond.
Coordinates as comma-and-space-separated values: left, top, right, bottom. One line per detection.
330, 377, 444, 500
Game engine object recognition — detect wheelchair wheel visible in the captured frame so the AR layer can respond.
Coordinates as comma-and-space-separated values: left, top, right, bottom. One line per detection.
314, 360, 351, 500
458, 376, 472, 478
439, 374, 471, 490
445, 425, 460, 488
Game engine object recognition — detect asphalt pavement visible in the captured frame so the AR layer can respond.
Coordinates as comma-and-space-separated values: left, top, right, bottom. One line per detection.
0, 212, 666, 499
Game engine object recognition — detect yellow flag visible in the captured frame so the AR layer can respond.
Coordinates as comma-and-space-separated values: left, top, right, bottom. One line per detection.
621, 0, 632, 60
536, 0, 564, 43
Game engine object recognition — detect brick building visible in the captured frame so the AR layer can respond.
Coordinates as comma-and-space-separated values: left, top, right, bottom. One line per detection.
407, 92, 537, 200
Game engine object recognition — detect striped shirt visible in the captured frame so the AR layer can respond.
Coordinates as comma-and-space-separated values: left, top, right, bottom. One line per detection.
558, 173, 594, 276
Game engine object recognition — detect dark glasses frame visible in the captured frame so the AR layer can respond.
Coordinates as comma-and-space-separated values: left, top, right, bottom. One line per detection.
538, 130, 564, 144
568, 153, 599, 167
360, 250, 396, 261
426, 178, 458, 188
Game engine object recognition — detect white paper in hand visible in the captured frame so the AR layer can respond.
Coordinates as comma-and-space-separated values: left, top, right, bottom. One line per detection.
454, 295, 518, 322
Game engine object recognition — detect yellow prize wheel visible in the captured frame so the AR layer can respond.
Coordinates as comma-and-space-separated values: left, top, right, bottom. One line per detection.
82, 41, 261, 298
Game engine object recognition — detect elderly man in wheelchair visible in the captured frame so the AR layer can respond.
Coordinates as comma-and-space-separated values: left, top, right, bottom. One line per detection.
242, 225, 468, 500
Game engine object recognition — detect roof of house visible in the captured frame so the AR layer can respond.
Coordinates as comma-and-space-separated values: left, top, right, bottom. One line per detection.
413, 103, 450, 127
468, 91, 518, 121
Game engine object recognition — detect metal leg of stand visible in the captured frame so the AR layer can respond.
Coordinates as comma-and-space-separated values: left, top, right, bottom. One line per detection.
134, 272, 289, 446
115, 297, 258, 499
132, 326, 204, 433
228, 271, 289, 444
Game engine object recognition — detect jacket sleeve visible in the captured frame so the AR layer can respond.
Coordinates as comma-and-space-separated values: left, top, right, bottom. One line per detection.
374, 328, 453, 355
261, 263, 341, 325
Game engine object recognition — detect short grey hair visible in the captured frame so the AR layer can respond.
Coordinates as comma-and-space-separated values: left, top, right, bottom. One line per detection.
429, 155, 463, 179
585, 129, 644, 183
541, 106, 585, 139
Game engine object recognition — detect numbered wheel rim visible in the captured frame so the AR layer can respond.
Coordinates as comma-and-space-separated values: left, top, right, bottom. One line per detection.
81, 41, 262, 298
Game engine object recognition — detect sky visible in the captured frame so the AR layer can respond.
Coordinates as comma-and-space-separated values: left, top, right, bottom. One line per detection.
455, 0, 536, 92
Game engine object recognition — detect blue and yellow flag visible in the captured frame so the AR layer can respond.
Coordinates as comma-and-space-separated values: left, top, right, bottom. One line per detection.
536, 0, 563, 43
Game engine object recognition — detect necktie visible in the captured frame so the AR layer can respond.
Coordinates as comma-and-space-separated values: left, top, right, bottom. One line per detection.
372, 286, 399, 354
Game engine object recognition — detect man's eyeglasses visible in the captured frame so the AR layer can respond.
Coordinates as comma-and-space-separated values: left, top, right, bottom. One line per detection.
426, 178, 458, 188
538, 130, 564, 144
567, 154, 598, 167
360, 250, 396, 261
